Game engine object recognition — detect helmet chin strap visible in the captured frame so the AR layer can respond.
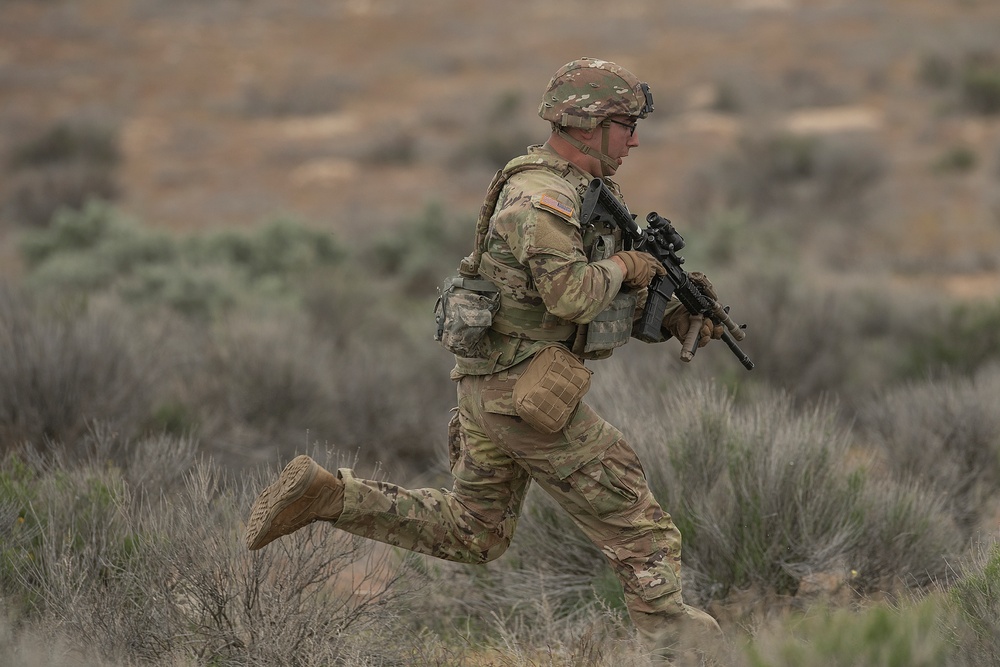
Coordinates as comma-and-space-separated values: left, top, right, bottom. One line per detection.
557, 120, 618, 177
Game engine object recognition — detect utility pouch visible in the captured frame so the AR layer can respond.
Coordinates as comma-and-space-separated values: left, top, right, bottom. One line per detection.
512, 345, 592, 434
583, 290, 638, 353
434, 275, 500, 358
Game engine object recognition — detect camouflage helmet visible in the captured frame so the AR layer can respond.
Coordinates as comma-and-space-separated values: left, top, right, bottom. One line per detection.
539, 57, 654, 130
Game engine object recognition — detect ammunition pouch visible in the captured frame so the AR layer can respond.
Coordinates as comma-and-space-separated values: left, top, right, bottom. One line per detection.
434, 275, 500, 358
582, 289, 638, 353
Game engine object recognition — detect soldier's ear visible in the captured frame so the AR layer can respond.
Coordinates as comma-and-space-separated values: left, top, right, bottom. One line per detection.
563, 126, 596, 142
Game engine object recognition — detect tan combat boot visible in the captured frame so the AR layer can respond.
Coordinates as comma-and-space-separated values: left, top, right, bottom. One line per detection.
245, 455, 344, 550
633, 603, 723, 666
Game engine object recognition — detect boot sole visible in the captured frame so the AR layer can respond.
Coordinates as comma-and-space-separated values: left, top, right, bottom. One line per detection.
245, 455, 318, 550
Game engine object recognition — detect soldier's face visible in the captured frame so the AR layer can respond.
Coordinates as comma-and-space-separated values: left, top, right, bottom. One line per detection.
603, 116, 640, 174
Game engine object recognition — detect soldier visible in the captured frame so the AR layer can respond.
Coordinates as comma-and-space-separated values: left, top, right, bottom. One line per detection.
246, 57, 724, 665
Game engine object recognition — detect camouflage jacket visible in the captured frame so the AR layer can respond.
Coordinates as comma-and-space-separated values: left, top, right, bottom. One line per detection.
453, 144, 636, 378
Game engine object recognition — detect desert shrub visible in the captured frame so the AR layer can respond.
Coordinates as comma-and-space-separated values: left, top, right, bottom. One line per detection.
189, 217, 343, 283
4, 166, 119, 230
900, 298, 1000, 377
0, 285, 162, 450
20, 203, 345, 319
692, 268, 924, 404
363, 201, 470, 296
191, 312, 342, 466
712, 80, 743, 113
3, 119, 120, 227
850, 476, 962, 591
949, 541, 1000, 666
237, 72, 353, 118
20, 201, 177, 294
0, 439, 425, 666
587, 374, 960, 602
166, 296, 456, 474
741, 598, 951, 667
362, 129, 418, 166
918, 53, 955, 90
856, 365, 1000, 535
458, 91, 536, 170
13, 203, 456, 471
961, 56, 1000, 115
640, 384, 863, 597
724, 270, 867, 400
933, 145, 978, 173
662, 266, 994, 410
10, 122, 119, 170
683, 131, 886, 223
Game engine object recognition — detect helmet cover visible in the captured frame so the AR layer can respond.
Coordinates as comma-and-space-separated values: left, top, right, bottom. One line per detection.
539, 57, 654, 129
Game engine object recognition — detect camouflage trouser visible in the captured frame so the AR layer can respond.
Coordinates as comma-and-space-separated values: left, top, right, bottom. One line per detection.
333, 358, 702, 651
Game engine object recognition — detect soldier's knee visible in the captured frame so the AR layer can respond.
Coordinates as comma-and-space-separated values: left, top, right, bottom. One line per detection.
474, 532, 513, 563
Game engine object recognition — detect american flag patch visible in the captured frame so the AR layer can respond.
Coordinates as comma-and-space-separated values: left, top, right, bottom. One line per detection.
538, 194, 574, 218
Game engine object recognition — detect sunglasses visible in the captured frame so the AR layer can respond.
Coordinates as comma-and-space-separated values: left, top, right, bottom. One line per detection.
607, 118, 638, 136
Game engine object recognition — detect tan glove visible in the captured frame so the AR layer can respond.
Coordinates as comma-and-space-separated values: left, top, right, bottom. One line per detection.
688, 271, 718, 301
612, 251, 666, 288
662, 299, 724, 347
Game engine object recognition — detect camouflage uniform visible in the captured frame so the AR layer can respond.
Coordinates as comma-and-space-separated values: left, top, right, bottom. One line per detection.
332, 141, 718, 659
249, 58, 720, 664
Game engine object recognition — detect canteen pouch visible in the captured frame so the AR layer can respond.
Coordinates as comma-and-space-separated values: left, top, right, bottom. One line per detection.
512, 345, 592, 434
434, 275, 500, 358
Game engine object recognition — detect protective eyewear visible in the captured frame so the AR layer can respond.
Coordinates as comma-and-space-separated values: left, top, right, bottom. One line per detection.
608, 118, 639, 136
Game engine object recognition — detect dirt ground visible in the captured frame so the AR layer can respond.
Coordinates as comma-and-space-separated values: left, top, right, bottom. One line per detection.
1, 0, 999, 296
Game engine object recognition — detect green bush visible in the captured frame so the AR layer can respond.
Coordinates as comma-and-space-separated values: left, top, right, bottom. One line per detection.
949, 542, 1000, 665
20, 203, 345, 318
743, 598, 951, 667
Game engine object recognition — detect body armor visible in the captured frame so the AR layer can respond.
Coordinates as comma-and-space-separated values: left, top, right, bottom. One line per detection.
453, 145, 637, 377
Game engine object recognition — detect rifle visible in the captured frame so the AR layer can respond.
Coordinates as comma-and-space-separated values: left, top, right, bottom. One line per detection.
580, 178, 754, 371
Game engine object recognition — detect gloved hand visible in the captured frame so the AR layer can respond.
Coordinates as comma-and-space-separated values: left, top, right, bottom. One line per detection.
612, 251, 666, 288
663, 299, 724, 347
688, 271, 718, 302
